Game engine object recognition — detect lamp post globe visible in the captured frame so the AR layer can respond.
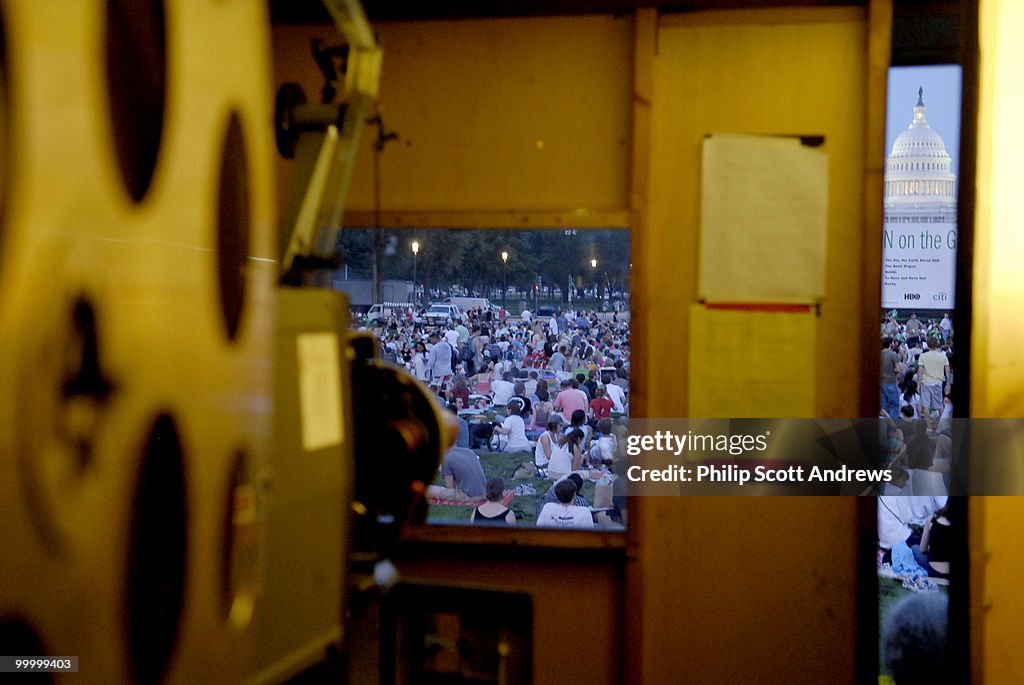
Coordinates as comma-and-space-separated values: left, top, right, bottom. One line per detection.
411, 240, 419, 304
501, 251, 509, 310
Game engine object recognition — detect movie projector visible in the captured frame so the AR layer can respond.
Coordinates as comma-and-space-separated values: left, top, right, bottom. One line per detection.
0, 1, 445, 682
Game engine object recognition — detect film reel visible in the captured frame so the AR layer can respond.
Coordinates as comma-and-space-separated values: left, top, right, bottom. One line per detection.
0, 1, 277, 682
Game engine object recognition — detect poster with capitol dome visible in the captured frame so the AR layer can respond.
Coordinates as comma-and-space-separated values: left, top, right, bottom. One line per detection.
881, 65, 961, 310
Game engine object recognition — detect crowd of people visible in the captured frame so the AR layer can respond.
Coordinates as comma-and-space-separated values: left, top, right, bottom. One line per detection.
876, 494, 952, 683
877, 313, 955, 682
370, 303, 631, 528
368, 305, 629, 399
879, 311, 956, 497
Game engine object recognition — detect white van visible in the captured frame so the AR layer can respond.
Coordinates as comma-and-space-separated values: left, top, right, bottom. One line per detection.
446, 297, 492, 313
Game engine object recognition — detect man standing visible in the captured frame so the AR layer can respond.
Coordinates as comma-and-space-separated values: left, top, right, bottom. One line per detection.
905, 313, 923, 347
444, 326, 460, 351
455, 319, 470, 344
880, 337, 900, 419
939, 313, 953, 342
917, 342, 952, 418
426, 331, 454, 395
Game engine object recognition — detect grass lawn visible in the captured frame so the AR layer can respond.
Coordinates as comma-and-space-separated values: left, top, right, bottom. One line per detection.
425, 447, 598, 527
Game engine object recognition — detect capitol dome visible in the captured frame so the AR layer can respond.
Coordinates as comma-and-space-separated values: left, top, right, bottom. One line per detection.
884, 88, 957, 208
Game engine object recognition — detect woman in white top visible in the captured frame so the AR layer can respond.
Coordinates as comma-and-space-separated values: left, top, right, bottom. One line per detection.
544, 426, 579, 481
534, 418, 562, 469
899, 379, 923, 419
493, 400, 532, 453
412, 342, 429, 382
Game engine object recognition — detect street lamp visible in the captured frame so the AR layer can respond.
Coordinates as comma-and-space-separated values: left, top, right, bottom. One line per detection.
591, 258, 597, 302
564, 229, 577, 305
411, 240, 419, 304
501, 250, 509, 311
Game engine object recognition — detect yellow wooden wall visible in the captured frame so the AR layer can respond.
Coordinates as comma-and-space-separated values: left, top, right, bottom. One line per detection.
973, 0, 1024, 681
273, 16, 634, 215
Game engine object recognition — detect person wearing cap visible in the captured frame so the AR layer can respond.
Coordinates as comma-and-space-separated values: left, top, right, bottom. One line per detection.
493, 398, 532, 453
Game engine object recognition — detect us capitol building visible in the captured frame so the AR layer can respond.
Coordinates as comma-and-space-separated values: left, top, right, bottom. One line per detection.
882, 88, 958, 309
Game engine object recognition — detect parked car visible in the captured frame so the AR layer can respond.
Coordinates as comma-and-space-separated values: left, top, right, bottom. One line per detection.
424, 303, 462, 325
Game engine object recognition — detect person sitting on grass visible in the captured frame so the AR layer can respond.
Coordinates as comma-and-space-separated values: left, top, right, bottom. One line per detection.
541, 473, 588, 508
426, 446, 487, 502
911, 505, 951, 578
589, 418, 617, 466
510, 381, 533, 416
530, 400, 553, 430
544, 427, 579, 481
564, 410, 592, 455
471, 477, 515, 526
447, 403, 470, 449
493, 399, 533, 453
491, 371, 516, 406
535, 382, 550, 406
557, 427, 586, 476
589, 386, 615, 424
534, 416, 564, 472
536, 478, 594, 529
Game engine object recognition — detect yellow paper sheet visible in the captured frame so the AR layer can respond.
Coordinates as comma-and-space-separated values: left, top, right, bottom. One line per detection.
296, 332, 344, 451
699, 135, 828, 303
689, 304, 816, 418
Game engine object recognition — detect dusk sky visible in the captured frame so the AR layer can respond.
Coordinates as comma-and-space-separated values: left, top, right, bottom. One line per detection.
885, 64, 962, 174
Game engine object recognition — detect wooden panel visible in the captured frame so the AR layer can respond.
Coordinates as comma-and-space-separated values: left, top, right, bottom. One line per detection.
972, 0, 1024, 418
644, 7, 867, 419
272, 15, 633, 215
635, 8, 868, 684
976, 0, 1024, 683
637, 498, 859, 683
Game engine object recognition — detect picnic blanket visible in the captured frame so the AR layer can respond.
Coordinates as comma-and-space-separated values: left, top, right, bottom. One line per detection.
429, 489, 515, 507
